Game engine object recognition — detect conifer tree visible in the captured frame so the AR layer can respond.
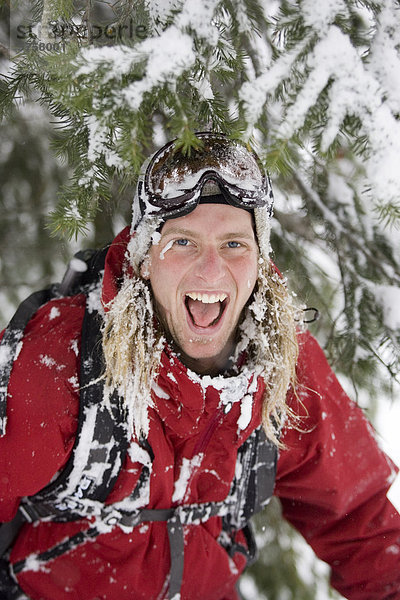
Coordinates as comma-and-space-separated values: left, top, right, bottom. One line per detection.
1, 1, 400, 597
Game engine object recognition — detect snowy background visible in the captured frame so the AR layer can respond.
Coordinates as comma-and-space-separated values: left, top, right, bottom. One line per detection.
377, 400, 400, 511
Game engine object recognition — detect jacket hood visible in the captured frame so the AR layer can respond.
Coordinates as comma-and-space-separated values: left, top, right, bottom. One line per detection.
101, 226, 132, 309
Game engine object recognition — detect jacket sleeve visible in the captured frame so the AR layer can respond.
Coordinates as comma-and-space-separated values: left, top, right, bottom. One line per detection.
275, 330, 400, 600
0, 297, 84, 523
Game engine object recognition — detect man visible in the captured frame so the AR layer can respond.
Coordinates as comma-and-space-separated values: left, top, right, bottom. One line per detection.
1, 132, 400, 600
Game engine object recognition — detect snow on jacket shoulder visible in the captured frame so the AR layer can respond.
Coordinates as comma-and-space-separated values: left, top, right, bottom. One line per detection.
277, 330, 400, 599
0, 295, 84, 522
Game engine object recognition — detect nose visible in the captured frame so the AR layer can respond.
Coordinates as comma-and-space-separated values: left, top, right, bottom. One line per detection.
196, 245, 226, 284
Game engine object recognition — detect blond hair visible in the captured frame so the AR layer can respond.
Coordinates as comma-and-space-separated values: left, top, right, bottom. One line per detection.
235, 260, 299, 444
102, 275, 165, 437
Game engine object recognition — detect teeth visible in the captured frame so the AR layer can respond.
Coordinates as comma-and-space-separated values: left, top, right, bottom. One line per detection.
186, 292, 227, 304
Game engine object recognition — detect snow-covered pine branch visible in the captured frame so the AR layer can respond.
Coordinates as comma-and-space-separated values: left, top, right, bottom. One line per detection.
1, 0, 399, 394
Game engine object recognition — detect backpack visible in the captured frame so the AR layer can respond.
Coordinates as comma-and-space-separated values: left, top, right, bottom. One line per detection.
0, 247, 278, 600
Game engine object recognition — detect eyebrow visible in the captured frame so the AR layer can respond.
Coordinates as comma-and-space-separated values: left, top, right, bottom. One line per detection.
161, 227, 196, 238
161, 227, 255, 241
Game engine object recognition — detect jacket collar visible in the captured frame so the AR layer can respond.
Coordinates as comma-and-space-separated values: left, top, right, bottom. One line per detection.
153, 345, 264, 442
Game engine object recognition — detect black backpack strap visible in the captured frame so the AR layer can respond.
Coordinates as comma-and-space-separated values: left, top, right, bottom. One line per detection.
58, 247, 110, 296
0, 557, 28, 599
0, 245, 130, 532
230, 426, 277, 524
242, 426, 278, 520
0, 513, 25, 559
221, 426, 278, 565
16, 246, 130, 522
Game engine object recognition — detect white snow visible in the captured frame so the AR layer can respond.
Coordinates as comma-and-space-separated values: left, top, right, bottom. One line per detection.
14, 340, 23, 361
21, 554, 44, 573
374, 285, 400, 330
151, 380, 170, 400
128, 440, 153, 468
239, 35, 312, 135
39, 354, 65, 371
368, 2, 400, 116
84, 114, 129, 170
174, 0, 221, 44
377, 399, 400, 514
0, 342, 12, 370
70, 338, 79, 357
172, 453, 203, 503
151, 231, 161, 245
146, 0, 181, 25
159, 239, 174, 260
86, 280, 105, 315
187, 367, 258, 430
237, 394, 253, 430
301, 0, 348, 30
67, 375, 79, 391
122, 27, 195, 110
58, 404, 98, 497
49, 306, 61, 320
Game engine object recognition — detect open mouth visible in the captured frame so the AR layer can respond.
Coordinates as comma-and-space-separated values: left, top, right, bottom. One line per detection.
185, 292, 228, 329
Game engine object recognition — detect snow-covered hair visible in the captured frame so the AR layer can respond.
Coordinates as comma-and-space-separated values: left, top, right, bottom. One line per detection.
102, 151, 298, 443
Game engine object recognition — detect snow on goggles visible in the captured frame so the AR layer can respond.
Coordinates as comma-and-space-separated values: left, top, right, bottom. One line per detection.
138, 132, 274, 220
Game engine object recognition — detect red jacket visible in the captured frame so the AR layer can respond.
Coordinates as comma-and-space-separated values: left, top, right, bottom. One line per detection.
1, 229, 400, 600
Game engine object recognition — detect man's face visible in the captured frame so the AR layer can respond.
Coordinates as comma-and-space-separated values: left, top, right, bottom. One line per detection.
144, 204, 259, 375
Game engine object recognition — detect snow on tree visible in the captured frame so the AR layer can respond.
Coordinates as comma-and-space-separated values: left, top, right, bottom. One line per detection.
1, 1, 400, 597
1, 0, 399, 392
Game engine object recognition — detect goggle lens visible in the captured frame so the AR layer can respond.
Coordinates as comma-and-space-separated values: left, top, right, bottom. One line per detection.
141, 133, 273, 218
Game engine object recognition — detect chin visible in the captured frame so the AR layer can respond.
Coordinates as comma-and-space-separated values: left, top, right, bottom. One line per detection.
180, 334, 234, 368
182, 334, 224, 353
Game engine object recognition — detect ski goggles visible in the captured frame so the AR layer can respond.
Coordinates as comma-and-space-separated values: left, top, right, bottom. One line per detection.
136, 132, 274, 221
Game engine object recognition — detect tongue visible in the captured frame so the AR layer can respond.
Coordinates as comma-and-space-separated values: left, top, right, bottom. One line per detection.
187, 298, 221, 328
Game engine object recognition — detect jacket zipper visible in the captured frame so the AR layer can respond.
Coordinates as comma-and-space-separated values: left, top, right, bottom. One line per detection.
179, 406, 225, 502
193, 406, 225, 456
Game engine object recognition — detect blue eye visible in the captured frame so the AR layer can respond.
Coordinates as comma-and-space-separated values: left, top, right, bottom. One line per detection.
176, 238, 189, 246
227, 241, 241, 248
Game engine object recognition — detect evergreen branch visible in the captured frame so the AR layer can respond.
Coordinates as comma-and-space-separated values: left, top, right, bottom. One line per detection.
265, 137, 301, 175
365, 338, 400, 385
376, 202, 400, 228
293, 172, 400, 286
